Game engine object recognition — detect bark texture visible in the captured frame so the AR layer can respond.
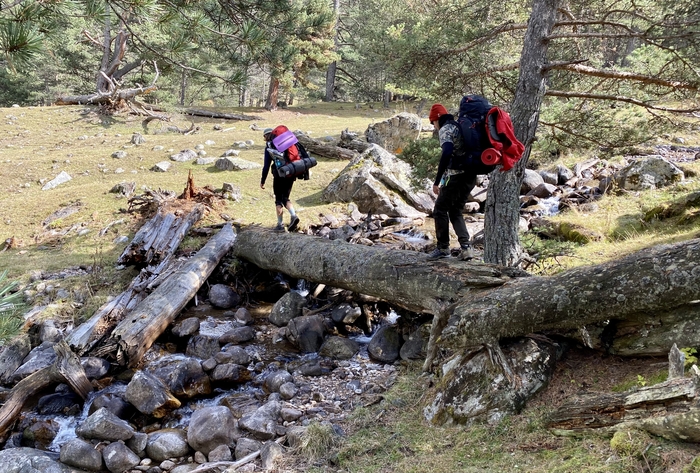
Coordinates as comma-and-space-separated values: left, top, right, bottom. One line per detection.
483, 0, 560, 266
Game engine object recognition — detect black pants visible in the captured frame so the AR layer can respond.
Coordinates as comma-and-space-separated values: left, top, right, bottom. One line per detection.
273, 175, 295, 207
433, 172, 476, 250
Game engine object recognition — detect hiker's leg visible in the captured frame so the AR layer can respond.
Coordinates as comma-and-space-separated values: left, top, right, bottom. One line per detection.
447, 174, 476, 248
433, 189, 451, 250
285, 201, 297, 217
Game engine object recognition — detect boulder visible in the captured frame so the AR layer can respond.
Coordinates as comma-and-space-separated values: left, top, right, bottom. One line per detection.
615, 155, 684, 190
124, 371, 181, 417
368, 325, 401, 363
269, 291, 307, 327
59, 438, 104, 471
102, 442, 140, 473
146, 429, 190, 461
286, 315, 326, 353
323, 144, 433, 218
187, 406, 238, 456
365, 112, 422, 154
75, 407, 135, 441
147, 354, 212, 399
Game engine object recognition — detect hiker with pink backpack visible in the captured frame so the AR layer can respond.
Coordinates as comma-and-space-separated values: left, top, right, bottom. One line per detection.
260, 125, 317, 232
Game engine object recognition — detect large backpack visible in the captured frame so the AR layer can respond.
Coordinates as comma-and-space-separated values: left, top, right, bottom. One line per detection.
268, 125, 317, 178
451, 95, 525, 174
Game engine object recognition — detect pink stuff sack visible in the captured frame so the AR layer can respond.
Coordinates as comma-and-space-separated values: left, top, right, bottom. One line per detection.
272, 130, 298, 152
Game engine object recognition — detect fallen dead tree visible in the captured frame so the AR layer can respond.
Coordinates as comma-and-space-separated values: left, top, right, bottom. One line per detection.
296, 133, 359, 160
91, 223, 235, 367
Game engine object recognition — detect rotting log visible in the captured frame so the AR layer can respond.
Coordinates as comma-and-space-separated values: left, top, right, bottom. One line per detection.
68, 201, 206, 354
118, 202, 206, 267
181, 108, 261, 121
92, 224, 235, 367
547, 367, 700, 441
0, 340, 92, 441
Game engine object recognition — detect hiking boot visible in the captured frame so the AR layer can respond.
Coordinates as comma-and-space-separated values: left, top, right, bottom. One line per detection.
288, 216, 300, 232
459, 245, 474, 261
274, 223, 285, 231
427, 248, 450, 260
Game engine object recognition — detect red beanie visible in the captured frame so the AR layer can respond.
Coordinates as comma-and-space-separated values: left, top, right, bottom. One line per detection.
429, 104, 448, 122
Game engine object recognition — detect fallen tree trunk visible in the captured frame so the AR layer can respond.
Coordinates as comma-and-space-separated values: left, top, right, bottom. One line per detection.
232, 226, 521, 314
67, 200, 207, 354
181, 108, 261, 121
0, 341, 92, 442
92, 224, 235, 367
296, 133, 358, 160
55, 86, 157, 105
232, 229, 700, 362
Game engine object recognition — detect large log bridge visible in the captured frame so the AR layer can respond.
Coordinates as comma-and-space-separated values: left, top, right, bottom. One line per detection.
232, 227, 700, 363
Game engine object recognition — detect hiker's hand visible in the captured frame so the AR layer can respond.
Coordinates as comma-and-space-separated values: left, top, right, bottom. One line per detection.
433, 185, 440, 195
260, 183, 265, 189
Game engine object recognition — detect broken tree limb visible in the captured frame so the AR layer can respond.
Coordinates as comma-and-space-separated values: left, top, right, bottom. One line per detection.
0, 340, 92, 441
98, 224, 235, 367
231, 226, 520, 315
181, 108, 261, 121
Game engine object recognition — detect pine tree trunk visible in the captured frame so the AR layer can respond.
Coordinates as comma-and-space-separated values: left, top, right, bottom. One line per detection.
325, 62, 337, 102
483, 0, 559, 266
265, 78, 279, 111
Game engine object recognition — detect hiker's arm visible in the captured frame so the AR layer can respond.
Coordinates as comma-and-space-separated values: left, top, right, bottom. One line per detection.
433, 141, 454, 187
261, 149, 272, 188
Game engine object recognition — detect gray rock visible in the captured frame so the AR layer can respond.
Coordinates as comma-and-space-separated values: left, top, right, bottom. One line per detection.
172, 317, 200, 337
286, 315, 326, 353
330, 303, 361, 324
323, 144, 433, 218
75, 407, 135, 441
400, 326, 429, 361
216, 345, 252, 365
261, 441, 284, 470
319, 337, 359, 360
170, 149, 197, 162
131, 133, 146, 145
368, 325, 401, 363
210, 363, 252, 384
365, 112, 422, 155
41, 171, 72, 190
220, 326, 255, 344
80, 356, 110, 380
185, 335, 221, 360
234, 307, 254, 325
187, 406, 237, 456
526, 183, 558, 199
215, 157, 262, 171
238, 401, 281, 440
222, 393, 261, 418
89, 393, 132, 418
0, 335, 31, 385
234, 438, 262, 460
520, 169, 544, 195
0, 447, 76, 473
125, 371, 181, 417
424, 337, 564, 425
279, 382, 298, 400
12, 342, 57, 383
59, 438, 103, 471
615, 155, 684, 190
264, 370, 293, 393
269, 291, 307, 327
146, 429, 190, 461
208, 444, 232, 462
208, 284, 240, 309
556, 164, 574, 184
539, 170, 558, 185
103, 441, 140, 473
151, 161, 171, 172
37, 392, 81, 416
112, 150, 127, 159
147, 354, 211, 399
280, 407, 302, 422
126, 432, 148, 455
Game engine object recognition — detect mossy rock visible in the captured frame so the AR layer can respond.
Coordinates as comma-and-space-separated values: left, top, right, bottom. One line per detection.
558, 222, 603, 244
610, 429, 652, 457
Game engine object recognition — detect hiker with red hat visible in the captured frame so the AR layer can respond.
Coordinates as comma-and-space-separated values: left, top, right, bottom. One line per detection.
427, 103, 475, 260
260, 126, 300, 232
